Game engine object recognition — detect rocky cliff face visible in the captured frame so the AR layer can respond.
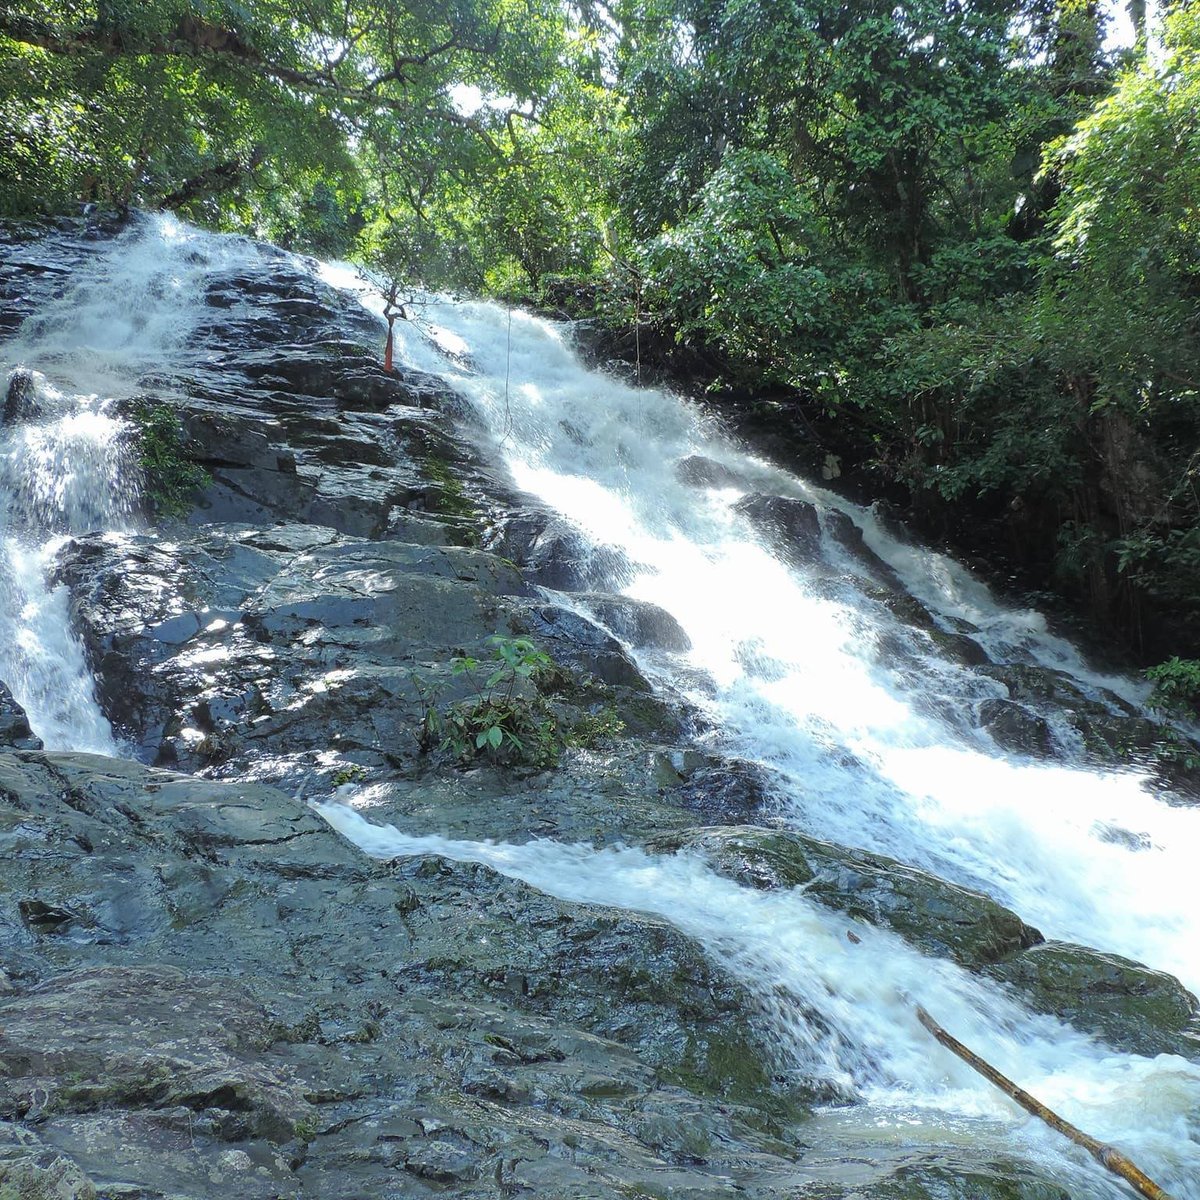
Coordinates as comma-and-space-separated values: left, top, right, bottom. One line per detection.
1, 217, 1195, 1199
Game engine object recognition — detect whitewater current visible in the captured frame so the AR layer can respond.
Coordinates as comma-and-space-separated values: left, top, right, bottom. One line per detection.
2, 218, 1198, 1196
319, 271, 1200, 1197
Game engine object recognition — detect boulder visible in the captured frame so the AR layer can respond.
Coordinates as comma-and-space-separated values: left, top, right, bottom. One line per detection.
978, 698, 1053, 757
0, 681, 42, 750
733, 493, 822, 560
577, 592, 692, 653
988, 941, 1200, 1059
675, 455, 741, 489
54, 528, 530, 774
489, 508, 633, 592
3, 368, 43, 425
653, 826, 1043, 968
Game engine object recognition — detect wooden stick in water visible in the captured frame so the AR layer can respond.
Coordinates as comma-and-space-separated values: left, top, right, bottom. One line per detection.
914, 1006, 1176, 1200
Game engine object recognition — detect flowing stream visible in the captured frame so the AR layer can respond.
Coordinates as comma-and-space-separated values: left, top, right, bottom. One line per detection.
317, 277, 1200, 1195
0, 215, 283, 752
3, 220, 1199, 1195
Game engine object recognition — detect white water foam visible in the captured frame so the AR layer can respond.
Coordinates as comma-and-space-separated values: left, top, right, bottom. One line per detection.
314, 287, 1200, 988
0, 215, 251, 752
306, 272, 1200, 1187
318, 800, 1200, 1198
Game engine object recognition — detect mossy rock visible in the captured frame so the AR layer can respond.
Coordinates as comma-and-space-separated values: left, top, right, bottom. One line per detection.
987, 941, 1200, 1059
655, 826, 1041, 968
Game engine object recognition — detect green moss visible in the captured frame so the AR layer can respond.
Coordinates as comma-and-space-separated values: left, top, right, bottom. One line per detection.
131, 403, 211, 518
421, 455, 478, 521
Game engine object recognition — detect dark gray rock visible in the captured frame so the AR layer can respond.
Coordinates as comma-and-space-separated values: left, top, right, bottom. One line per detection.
54, 528, 530, 774
653, 826, 1043, 968
0, 682, 41, 750
988, 941, 1200, 1059
3, 368, 43, 425
0, 750, 818, 1200
675, 455, 741, 489
489, 508, 633, 592
978, 698, 1053, 756
734, 493, 822, 560
516, 603, 654, 691
577, 592, 692, 652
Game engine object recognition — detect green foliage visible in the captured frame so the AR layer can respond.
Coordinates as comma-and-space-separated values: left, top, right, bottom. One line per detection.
331, 763, 368, 787
420, 636, 562, 769
4, 0, 1199, 663
1146, 657, 1200, 717
565, 704, 625, 750
131, 403, 210, 517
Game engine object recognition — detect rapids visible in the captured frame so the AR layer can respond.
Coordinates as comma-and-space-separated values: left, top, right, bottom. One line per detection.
3, 216, 1198, 1196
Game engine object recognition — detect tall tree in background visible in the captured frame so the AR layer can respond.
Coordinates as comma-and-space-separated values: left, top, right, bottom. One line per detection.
0, 0, 566, 241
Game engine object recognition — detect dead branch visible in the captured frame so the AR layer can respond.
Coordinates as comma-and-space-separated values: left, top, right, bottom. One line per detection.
915, 1006, 1176, 1200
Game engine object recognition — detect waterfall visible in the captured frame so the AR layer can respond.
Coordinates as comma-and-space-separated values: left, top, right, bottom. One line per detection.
0, 214, 279, 753
312, 271, 1200, 1197
318, 801, 1200, 1197
5, 220, 1198, 1194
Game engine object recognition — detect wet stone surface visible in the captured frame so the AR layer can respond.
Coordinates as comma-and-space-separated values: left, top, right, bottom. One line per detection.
0, 219, 1192, 1199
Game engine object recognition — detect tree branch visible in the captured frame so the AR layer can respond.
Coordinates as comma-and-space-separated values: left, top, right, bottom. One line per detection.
0, 13, 503, 152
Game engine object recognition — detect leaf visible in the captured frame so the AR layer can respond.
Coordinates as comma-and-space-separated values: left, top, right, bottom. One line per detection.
486, 725, 504, 749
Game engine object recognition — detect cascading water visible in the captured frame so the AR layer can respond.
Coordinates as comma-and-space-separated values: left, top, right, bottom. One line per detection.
0, 214, 270, 752
0, 372, 130, 753
6, 218, 1198, 1193
312, 271, 1200, 1196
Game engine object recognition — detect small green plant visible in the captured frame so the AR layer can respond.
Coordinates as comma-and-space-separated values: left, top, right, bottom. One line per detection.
1146, 657, 1200, 717
418, 635, 562, 769
132, 403, 211, 517
565, 705, 626, 750
331, 763, 368, 787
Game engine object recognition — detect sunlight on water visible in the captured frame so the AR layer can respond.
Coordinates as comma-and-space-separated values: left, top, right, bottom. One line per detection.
311, 267, 1200, 1191
0, 215, 240, 753
317, 801, 1200, 1199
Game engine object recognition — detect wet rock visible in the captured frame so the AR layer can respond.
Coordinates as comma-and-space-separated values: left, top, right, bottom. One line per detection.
654, 826, 1042, 968
651, 826, 815, 891
0, 749, 823, 1199
978, 663, 1086, 706
489, 508, 632, 591
3, 367, 43, 425
978, 663, 1196, 772
978, 698, 1053, 756
54, 528, 530, 772
734, 493, 822, 560
670, 756, 777, 824
926, 629, 992, 667
517, 603, 653, 691
577, 592, 692, 653
177, 404, 296, 473
675, 455, 741, 489
0, 681, 42, 750
0, 1125, 95, 1200
0, 967, 316, 1142
988, 941, 1200, 1058
390, 853, 786, 1105
870, 586, 940, 631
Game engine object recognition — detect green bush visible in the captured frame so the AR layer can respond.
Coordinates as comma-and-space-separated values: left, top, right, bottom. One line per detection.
1146, 657, 1200, 717
131, 403, 210, 517
419, 636, 562, 769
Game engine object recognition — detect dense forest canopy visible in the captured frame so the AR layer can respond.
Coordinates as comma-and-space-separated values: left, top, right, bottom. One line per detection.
2, 0, 1199, 685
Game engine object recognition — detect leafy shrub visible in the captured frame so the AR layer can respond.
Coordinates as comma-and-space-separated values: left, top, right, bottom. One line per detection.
419, 636, 562, 769
131, 403, 210, 517
565, 704, 626, 750
1146, 657, 1200, 717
